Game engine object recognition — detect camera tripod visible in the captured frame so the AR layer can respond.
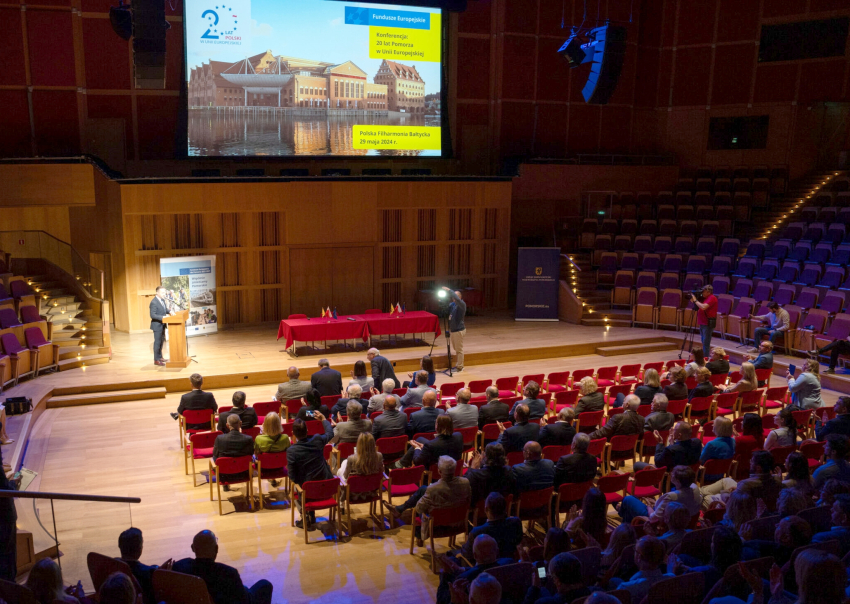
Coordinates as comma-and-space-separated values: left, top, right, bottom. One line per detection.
679, 299, 699, 359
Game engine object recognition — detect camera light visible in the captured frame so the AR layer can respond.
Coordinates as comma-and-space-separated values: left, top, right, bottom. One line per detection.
437, 290, 447, 298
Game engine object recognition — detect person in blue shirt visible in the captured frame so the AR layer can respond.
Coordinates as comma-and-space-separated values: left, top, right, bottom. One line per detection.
816, 397, 850, 441
700, 416, 735, 483
813, 434, 850, 489
442, 286, 467, 372
404, 355, 436, 388
812, 493, 850, 556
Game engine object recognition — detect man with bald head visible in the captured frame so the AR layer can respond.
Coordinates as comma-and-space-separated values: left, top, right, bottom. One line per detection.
496, 404, 540, 453
173, 530, 273, 604
274, 366, 311, 402
479, 386, 510, 428
407, 389, 443, 436
511, 441, 555, 493
448, 388, 479, 429
589, 394, 643, 440
647, 420, 702, 472
436, 534, 509, 604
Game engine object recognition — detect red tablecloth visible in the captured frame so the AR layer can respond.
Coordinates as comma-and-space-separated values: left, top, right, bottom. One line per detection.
277, 311, 440, 348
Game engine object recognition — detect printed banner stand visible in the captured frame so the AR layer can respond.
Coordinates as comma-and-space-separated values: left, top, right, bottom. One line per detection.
515, 247, 560, 321
159, 255, 218, 337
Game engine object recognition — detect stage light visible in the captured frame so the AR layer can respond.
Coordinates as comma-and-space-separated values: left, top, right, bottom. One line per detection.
437, 290, 447, 299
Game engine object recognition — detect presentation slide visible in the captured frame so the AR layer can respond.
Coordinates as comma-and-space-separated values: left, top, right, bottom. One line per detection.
184, 0, 443, 157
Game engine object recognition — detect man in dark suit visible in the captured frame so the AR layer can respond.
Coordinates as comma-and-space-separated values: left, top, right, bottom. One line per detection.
538, 408, 576, 448
496, 405, 540, 453
117, 527, 168, 604
511, 442, 555, 492
149, 286, 172, 366
217, 391, 257, 433
371, 395, 407, 440
310, 358, 343, 397
286, 411, 334, 529
212, 415, 254, 490
509, 381, 547, 421
407, 390, 442, 436
173, 530, 272, 604
172, 373, 217, 428
479, 386, 510, 429
459, 493, 523, 561
647, 421, 702, 472
395, 414, 463, 468
553, 433, 598, 488
643, 394, 675, 433
816, 397, 850, 440
465, 443, 518, 506
329, 384, 369, 419
368, 347, 400, 389
588, 395, 643, 440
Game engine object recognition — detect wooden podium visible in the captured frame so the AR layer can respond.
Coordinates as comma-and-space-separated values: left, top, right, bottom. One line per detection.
163, 310, 191, 368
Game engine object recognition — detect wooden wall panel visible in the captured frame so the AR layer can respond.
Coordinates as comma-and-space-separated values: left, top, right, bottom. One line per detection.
289, 248, 333, 316
0, 164, 95, 207
332, 247, 374, 314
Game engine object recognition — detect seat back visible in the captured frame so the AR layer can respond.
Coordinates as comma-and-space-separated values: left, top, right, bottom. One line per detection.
0, 332, 23, 354
87, 552, 141, 594
376, 435, 408, 456
570, 546, 602, 587
182, 408, 214, 426
429, 504, 470, 528
468, 379, 493, 393
387, 464, 425, 487
610, 433, 639, 452
797, 505, 833, 534
645, 571, 704, 604
702, 458, 733, 478
256, 450, 288, 473
347, 472, 382, 495
587, 438, 607, 458
189, 430, 221, 450
439, 382, 465, 398
557, 480, 594, 507
24, 326, 49, 348
252, 401, 281, 418
153, 569, 214, 604
486, 562, 534, 604
633, 466, 666, 488
542, 445, 571, 461
597, 472, 630, 495
576, 411, 603, 432
214, 455, 252, 477
481, 422, 510, 440
495, 376, 519, 391
302, 477, 341, 501
517, 487, 554, 514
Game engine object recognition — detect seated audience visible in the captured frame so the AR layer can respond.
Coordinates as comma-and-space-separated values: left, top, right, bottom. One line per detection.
509, 381, 547, 421
294, 388, 330, 422
815, 397, 850, 440
615, 369, 661, 407
286, 413, 334, 529
663, 367, 688, 402
213, 415, 254, 490
366, 378, 396, 415
254, 412, 290, 454
117, 527, 167, 604
400, 370, 435, 409
741, 515, 812, 566
497, 404, 540, 453
478, 386, 510, 429
606, 536, 671, 602
466, 443, 518, 506
348, 359, 374, 393
330, 384, 368, 419
589, 395, 643, 440
777, 487, 811, 518
724, 362, 757, 394
818, 477, 850, 507
519, 527, 573, 566
751, 301, 789, 350
523, 552, 590, 604
217, 391, 257, 433
407, 390, 442, 436
737, 450, 786, 512
173, 530, 272, 604
746, 340, 774, 386
311, 358, 343, 397
646, 421, 702, 472
812, 434, 850, 489
787, 359, 823, 410
600, 523, 637, 577
565, 487, 612, 547
554, 432, 598, 488
537, 407, 576, 448
574, 377, 605, 414
339, 432, 383, 500
172, 373, 217, 426
449, 388, 479, 429
274, 366, 311, 402
98, 572, 137, 604
764, 407, 798, 450
717, 490, 757, 532
404, 355, 435, 388
511, 441, 555, 492
735, 412, 765, 452
700, 416, 735, 481
619, 465, 701, 524
467, 572, 502, 604
437, 535, 506, 604
331, 400, 372, 444
812, 493, 850, 555
395, 414, 462, 469
738, 548, 844, 604
657, 501, 691, 552
668, 525, 741, 591
644, 393, 675, 432
460, 493, 523, 561
706, 347, 730, 375
683, 349, 706, 378
782, 451, 815, 498
689, 367, 715, 400
371, 395, 406, 440
26, 557, 83, 603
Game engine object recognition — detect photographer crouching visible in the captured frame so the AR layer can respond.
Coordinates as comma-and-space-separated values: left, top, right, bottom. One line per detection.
690, 284, 718, 358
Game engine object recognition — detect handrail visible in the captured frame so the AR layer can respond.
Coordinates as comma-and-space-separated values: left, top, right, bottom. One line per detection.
561, 253, 582, 273
0, 489, 140, 503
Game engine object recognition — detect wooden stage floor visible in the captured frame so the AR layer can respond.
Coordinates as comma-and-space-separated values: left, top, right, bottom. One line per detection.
5, 315, 847, 603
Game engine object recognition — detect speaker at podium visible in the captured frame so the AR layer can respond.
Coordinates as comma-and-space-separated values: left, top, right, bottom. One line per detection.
163, 310, 192, 368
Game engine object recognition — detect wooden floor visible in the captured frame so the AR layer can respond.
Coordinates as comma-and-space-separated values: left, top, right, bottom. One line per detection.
6, 315, 847, 603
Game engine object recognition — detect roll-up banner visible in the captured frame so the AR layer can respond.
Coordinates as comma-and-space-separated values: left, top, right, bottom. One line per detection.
160, 255, 218, 336
515, 247, 560, 321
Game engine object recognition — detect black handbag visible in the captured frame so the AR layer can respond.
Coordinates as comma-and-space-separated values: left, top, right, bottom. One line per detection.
4, 396, 32, 415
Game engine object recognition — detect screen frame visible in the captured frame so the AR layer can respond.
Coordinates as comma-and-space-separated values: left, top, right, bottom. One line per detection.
180, 0, 449, 160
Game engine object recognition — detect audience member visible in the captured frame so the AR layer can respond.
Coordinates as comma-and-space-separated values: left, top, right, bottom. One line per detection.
615, 370, 661, 408
574, 377, 604, 414
294, 388, 330, 422
404, 355, 436, 388
331, 400, 372, 444
466, 443, 518, 506
812, 434, 850, 489
706, 348, 730, 375
764, 408, 798, 450
98, 572, 137, 604
310, 358, 343, 397
407, 390, 442, 436
371, 395, 407, 440
777, 487, 811, 519
815, 397, 850, 440
737, 450, 785, 512
589, 395, 643, 439
468, 572, 501, 604
668, 525, 741, 590
647, 421, 702, 472
274, 366, 311, 401
663, 368, 688, 402
782, 451, 815, 498
538, 407, 576, 448
600, 523, 636, 576
523, 552, 590, 604
700, 417, 735, 482
724, 362, 757, 394
689, 367, 715, 400
741, 515, 811, 566
348, 359, 374, 393
366, 378, 396, 414
658, 502, 691, 551
479, 386, 510, 428
787, 359, 823, 409
811, 493, 850, 555
510, 381, 547, 421
254, 412, 290, 454
395, 414, 462, 469
213, 415, 254, 490
437, 535, 505, 604
746, 341, 774, 386
818, 477, 850, 507
217, 391, 257, 433
172, 373, 217, 427
25, 557, 82, 604
330, 383, 368, 420
644, 394, 675, 432
449, 388, 480, 429
718, 490, 757, 532
460, 493, 523, 561
400, 370, 435, 409
735, 412, 766, 451
606, 536, 671, 602
511, 442, 555, 492
367, 347, 400, 390
497, 404, 540, 452
173, 530, 272, 604
339, 432, 383, 501
565, 487, 611, 546
117, 527, 167, 604
684, 349, 707, 377
751, 301, 790, 350
553, 433, 598, 488
286, 412, 334, 529
619, 465, 701, 523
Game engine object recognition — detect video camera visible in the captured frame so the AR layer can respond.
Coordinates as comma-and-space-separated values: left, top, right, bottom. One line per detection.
690, 289, 704, 301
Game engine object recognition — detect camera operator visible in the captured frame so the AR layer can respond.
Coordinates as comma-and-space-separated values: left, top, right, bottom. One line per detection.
690, 284, 717, 358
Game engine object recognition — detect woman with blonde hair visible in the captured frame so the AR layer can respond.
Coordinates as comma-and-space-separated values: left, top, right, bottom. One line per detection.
254, 412, 290, 453
617, 368, 661, 407
663, 366, 689, 401
25, 558, 81, 603
689, 366, 715, 400
574, 376, 604, 414
340, 432, 384, 500
717, 490, 756, 531
788, 359, 823, 410
723, 361, 757, 394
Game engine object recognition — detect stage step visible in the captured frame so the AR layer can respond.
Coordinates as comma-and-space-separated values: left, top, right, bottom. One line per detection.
58, 345, 110, 360
57, 352, 111, 371
595, 342, 680, 357
47, 386, 167, 408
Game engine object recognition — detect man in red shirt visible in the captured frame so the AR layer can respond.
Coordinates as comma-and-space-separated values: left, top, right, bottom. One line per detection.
690, 284, 718, 358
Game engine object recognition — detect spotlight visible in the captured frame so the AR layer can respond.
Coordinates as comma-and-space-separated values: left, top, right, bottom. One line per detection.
437, 290, 447, 299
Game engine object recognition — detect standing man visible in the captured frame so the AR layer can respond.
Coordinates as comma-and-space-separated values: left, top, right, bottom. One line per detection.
442, 286, 467, 372
150, 286, 174, 366
367, 348, 400, 390
751, 301, 790, 351
310, 359, 343, 397
690, 284, 718, 358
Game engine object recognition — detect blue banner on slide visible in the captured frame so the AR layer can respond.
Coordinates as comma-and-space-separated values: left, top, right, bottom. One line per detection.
344, 6, 431, 29
516, 247, 560, 321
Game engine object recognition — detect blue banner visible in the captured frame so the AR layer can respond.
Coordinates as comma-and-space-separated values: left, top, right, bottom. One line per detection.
516, 248, 560, 321
344, 6, 431, 29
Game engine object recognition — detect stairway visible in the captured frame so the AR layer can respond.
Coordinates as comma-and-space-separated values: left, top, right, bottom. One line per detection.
564, 252, 633, 327
25, 275, 111, 370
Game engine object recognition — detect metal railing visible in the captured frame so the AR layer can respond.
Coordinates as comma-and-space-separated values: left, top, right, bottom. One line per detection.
0, 230, 104, 299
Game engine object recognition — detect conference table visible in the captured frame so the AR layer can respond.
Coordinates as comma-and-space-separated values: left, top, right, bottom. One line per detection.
277, 311, 441, 355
